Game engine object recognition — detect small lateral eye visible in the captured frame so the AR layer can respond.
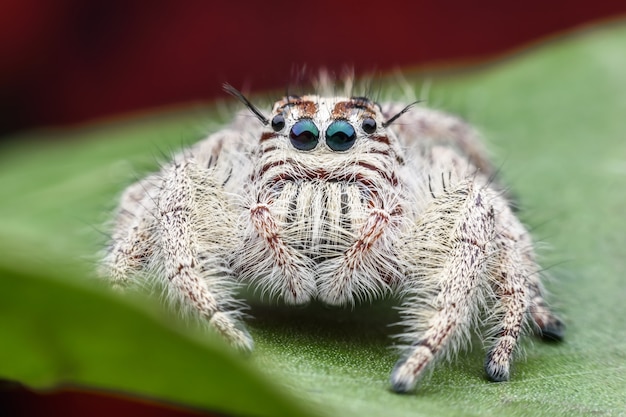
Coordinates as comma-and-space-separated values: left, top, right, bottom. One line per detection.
361, 117, 377, 134
271, 114, 285, 131
289, 119, 319, 151
326, 120, 356, 151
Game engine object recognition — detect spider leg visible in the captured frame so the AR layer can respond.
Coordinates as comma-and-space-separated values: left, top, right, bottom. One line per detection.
154, 160, 253, 351
483, 219, 531, 382
247, 203, 316, 304
484, 200, 565, 381
525, 256, 565, 341
100, 175, 160, 290
529, 288, 565, 341
317, 207, 400, 305
391, 179, 496, 393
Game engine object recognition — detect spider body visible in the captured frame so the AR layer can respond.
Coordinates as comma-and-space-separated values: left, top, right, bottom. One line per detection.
101, 83, 564, 393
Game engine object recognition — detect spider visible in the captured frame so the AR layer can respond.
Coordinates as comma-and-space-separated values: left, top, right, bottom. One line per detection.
100, 79, 564, 393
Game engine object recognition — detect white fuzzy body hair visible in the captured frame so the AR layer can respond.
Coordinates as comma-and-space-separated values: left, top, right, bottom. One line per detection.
100, 80, 564, 393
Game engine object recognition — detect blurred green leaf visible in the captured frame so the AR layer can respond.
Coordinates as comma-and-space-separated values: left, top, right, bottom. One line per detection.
1, 21, 626, 417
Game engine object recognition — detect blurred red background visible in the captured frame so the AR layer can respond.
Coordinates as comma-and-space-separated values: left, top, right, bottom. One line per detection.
2, 0, 626, 138
2, 0, 625, 416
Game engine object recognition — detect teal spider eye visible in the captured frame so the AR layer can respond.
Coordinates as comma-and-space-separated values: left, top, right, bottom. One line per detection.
326, 120, 356, 151
289, 119, 319, 150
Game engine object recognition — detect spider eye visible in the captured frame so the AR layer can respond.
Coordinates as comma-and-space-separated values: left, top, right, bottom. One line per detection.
289, 119, 319, 151
271, 114, 285, 131
361, 117, 377, 134
325, 120, 356, 151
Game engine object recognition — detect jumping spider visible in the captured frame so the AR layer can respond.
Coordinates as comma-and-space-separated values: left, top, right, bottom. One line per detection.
100, 80, 564, 393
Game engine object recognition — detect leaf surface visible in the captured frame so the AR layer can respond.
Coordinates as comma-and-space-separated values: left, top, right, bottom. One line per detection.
1, 22, 625, 417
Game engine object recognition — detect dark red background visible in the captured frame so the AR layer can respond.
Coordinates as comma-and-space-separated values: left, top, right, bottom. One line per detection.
2, 0, 625, 416
2, 0, 626, 138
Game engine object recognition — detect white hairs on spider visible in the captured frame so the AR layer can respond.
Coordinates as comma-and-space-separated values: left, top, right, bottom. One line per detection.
100, 76, 564, 393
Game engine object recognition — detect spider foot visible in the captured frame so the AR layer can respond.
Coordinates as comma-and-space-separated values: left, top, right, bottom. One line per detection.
538, 316, 565, 342
389, 345, 433, 393
484, 344, 511, 382
209, 311, 254, 353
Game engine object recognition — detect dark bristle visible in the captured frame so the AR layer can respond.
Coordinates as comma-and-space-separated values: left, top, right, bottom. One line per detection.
350, 96, 377, 111
223, 83, 269, 126
382, 101, 421, 128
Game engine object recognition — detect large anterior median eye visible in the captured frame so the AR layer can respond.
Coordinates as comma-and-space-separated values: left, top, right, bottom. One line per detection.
325, 120, 356, 151
289, 119, 319, 150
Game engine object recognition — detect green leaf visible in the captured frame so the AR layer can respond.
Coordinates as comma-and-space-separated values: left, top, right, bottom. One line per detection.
2, 22, 626, 417
0, 257, 315, 417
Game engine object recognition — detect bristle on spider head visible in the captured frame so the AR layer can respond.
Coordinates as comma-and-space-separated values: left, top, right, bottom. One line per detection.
223, 83, 269, 126
383, 101, 421, 128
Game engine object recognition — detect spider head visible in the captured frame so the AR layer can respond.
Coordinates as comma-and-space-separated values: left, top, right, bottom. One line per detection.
264, 95, 393, 153
223, 83, 414, 156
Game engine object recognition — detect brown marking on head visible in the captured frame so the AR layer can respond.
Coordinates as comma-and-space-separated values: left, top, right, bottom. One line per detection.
275, 96, 318, 119
297, 100, 318, 118
332, 97, 377, 119
257, 159, 291, 178
370, 135, 390, 145
260, 132, 276, 142
356, 161, 398, 186
368, 145, 405, 166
